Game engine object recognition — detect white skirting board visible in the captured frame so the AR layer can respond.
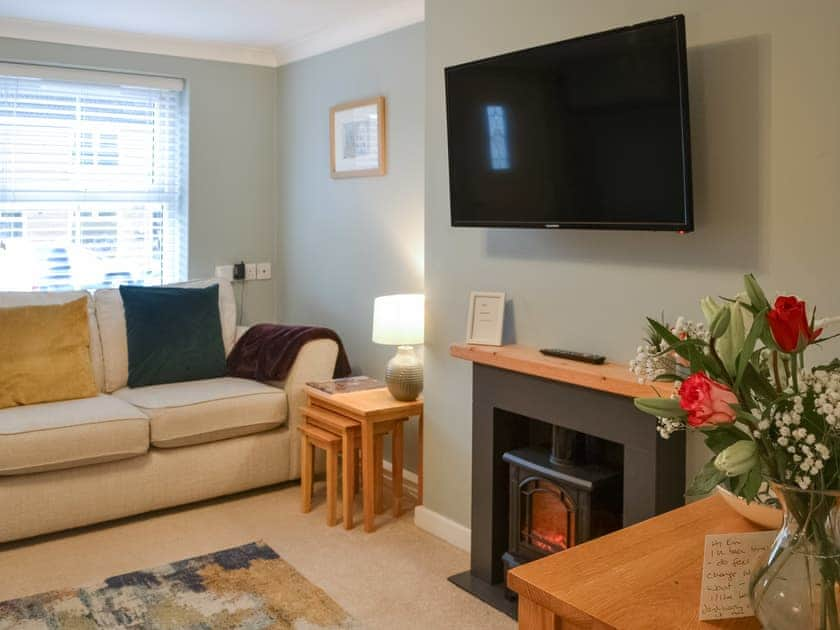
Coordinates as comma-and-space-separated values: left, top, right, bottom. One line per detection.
414, 505, 471, 552
381, 461, 471, 552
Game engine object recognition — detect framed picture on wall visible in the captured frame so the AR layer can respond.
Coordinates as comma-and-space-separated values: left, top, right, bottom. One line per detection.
330, 96, 387, 178
466, 291, 506, 346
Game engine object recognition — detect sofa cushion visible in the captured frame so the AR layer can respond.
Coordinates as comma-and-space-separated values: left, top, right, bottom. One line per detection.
120, 284, 227, 388
94, 279, 237, 393
0, 298, 99, 409
0, 290, 104, 391
0, 395, 149, 475
112, 377, 287, 448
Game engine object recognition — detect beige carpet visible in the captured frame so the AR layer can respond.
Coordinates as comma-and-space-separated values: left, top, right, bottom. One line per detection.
0, 481, 515, 630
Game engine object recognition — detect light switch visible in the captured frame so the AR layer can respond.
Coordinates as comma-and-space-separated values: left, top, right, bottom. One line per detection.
257, 262, 271, 280
245, 263, 257, 280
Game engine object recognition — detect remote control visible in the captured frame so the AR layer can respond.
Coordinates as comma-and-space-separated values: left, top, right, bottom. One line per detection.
539, 348, 606, 364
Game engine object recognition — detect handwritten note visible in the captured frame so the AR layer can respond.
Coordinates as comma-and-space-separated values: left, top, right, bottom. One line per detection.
699, 531, 776, 620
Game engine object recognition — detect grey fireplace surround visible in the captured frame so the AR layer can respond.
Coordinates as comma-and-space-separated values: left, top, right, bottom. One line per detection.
449, 361, 686, 617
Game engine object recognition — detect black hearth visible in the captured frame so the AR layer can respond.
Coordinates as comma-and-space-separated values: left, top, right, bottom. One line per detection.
501, 427, 622, 584
448, 362, 685, 619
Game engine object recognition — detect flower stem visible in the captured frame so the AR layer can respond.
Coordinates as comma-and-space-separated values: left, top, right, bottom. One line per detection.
772, 351, 782, 392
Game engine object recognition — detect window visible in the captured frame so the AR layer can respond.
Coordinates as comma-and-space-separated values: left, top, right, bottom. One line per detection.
0, 63, 186, 291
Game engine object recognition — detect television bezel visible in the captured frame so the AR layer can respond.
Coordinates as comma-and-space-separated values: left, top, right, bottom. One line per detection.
444, 15, 694, 232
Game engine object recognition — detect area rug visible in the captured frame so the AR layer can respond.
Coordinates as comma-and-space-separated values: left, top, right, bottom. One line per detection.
0, 541, 359, 629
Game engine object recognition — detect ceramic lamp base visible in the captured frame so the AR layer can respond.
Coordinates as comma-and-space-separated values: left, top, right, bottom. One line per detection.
385, 346, 423, 401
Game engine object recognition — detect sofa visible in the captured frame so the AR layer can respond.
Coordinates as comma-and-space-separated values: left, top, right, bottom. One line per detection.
0, 279, 339, 543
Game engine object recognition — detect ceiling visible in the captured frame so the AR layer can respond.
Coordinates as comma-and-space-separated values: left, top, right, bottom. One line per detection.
0, 0, 424, 66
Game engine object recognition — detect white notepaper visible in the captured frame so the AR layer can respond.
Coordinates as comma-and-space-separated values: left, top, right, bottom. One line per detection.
699, 530, 776, 620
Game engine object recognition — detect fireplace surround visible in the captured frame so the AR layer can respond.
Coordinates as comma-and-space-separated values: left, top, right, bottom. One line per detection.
449, 345, 685, 618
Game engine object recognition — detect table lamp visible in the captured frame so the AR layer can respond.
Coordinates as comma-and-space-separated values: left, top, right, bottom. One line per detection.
372, 294, 424, 401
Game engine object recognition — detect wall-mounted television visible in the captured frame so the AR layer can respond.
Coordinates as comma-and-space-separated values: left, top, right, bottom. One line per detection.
445, 15, 693, 231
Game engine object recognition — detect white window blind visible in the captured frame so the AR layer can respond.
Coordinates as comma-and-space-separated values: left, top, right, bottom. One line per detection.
0, 63, 186, 291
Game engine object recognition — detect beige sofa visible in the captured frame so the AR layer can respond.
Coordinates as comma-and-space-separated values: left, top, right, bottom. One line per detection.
0, 279, 339, 543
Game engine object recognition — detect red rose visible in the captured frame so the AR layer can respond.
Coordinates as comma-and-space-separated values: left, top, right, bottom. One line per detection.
767, 296, 822, 353
678, 372, 738, 428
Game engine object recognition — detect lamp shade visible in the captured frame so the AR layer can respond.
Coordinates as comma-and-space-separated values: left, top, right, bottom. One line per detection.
372, 294, 424, 346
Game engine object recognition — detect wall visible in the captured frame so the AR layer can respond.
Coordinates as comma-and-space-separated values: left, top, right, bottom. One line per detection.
0, 37, 278, 322
276, 24, 425, 469
425, 0, 840, 527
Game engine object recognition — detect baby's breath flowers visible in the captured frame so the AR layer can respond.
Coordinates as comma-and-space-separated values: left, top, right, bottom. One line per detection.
746, 370, 840, 489
629, 317, 707, 383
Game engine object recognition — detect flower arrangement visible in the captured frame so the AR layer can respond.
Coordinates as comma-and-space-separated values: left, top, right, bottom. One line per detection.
631, 274, 840, 628
632, 274, 838, 497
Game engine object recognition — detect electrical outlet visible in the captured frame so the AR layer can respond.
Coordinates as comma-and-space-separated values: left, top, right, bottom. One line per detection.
256, 262, 271, 280
215, 265, 234, 281
244, 263, 257, 281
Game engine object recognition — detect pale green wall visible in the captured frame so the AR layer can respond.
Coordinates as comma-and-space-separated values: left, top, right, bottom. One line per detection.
425, 0, 840, 527
0, 37, 279, 323
276, 24, 425, 470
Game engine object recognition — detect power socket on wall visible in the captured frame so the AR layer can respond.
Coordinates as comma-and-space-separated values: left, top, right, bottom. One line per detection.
215, 261, 271, 281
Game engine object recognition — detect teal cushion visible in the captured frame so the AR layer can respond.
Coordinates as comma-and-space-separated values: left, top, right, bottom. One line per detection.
120, 284, 227, 388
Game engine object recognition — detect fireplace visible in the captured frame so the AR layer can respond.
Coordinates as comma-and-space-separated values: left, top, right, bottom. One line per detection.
447, 358, 685, 619
501, 427, 623, 588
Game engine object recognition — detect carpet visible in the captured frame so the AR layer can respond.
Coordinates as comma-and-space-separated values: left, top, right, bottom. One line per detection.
0, 541, 359, 629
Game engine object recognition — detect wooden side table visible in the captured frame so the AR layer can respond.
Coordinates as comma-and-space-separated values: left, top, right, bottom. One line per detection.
507, 495, 763, 630
305, 386, 424, 532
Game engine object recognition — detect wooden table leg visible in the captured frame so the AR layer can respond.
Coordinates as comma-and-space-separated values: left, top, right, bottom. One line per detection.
392, 420, 404, 517
326, 444, 338, 527
518, 597, 561, 630
361, 420, 376, 532
374, 436, 384, 514
342, 430, 355, 529
301, 433, 312, 513
417, 409, 424, 505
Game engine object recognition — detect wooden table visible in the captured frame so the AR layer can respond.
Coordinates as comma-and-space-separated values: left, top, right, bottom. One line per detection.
507, 495, 763, 630
305, 386, 423, 532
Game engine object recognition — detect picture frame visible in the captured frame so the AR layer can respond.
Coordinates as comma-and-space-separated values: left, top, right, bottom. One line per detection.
466, 291, 506, 346
330, 96, 386, 178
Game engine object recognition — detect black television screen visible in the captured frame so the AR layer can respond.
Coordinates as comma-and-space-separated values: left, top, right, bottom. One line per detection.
445, 15, 692, 231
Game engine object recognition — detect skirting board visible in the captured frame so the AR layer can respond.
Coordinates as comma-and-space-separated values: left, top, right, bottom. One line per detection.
414, 505, 471, 552
381, 460, 419, 498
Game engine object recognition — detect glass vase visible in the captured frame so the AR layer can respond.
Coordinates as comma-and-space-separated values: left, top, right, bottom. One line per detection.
750, 485, 840, 630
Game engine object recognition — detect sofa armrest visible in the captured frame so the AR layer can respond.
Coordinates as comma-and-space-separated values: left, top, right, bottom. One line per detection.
268, 338, 339, 479
234, 325, 251, 344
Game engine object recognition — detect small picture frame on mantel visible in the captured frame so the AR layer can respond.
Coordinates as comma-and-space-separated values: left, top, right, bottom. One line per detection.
466, 291, 505, 346
330, 96, 386, 178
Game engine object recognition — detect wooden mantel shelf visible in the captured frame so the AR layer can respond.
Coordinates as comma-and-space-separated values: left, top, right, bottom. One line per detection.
450, 343, 673, 399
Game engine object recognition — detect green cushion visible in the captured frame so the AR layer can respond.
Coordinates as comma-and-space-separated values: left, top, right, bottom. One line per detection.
120, 284, 227, 388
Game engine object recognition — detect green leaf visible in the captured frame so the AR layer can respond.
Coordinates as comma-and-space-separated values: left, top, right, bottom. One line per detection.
634, 397, 686, 418
732, 408, 759, 427
702, 424, 752, 453
647, 317, 680, 346
744, 273, 770, 312
733, 472, 749, 495
740, 465, 763, 502
709, 307, 731, 339
686, 459, 727, 497
701, 296, 722, 326
736, 308, 768, 391
741, 363, 778, 400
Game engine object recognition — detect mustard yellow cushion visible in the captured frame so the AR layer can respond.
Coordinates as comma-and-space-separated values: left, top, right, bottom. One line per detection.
0, 297, 98, 409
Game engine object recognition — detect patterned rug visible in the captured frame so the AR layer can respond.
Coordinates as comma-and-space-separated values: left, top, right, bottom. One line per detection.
0, 541, 359, 629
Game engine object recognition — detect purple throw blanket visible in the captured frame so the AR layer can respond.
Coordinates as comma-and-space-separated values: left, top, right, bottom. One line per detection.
226, 324, 352, 382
